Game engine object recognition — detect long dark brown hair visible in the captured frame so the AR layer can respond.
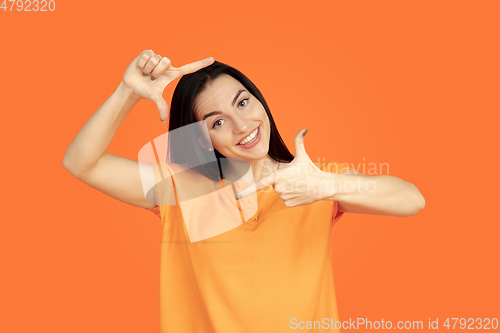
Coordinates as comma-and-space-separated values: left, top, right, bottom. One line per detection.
167, 60, 294, 181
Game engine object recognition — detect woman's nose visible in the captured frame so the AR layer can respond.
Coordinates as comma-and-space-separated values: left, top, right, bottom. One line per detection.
232, 115, 250, 134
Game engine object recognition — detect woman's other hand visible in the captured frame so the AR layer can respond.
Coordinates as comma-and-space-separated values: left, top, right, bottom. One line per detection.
120, 49, 215, 122
235, 129, 335, 207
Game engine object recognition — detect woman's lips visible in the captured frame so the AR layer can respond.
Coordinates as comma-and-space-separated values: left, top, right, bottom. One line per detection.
237, 126, 259, 145
236, 126, 261, 149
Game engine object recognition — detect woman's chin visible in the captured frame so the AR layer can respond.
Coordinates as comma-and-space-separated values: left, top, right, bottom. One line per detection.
223, 144, 269, 161
242, 150, 269, 162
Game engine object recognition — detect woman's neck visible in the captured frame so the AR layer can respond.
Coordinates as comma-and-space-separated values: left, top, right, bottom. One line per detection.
221, 155, 283, 186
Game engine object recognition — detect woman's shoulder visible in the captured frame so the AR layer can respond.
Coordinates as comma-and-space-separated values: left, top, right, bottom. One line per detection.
147, 162, 195, 192
149, 161, 219, 186
165, 162, 190, 174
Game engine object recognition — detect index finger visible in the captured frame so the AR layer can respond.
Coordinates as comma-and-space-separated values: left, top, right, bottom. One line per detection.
176, 57, 215, 76
235, 173, 276, 200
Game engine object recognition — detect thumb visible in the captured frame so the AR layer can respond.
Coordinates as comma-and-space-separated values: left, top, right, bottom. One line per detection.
293, 128, 308, 159
152, 94, 169, 122
235, 172, 277, 200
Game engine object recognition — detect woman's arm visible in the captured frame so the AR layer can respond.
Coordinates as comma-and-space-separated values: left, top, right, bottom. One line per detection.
62, 82, 160, 209
62, 49, 214, 210
62, 83, 140, 177
322, 169, 426, 217
235, 129, 425, 217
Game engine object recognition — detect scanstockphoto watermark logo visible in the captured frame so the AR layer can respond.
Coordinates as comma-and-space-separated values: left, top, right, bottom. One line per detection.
290, 317, 425, 330
290, 317, 499, 330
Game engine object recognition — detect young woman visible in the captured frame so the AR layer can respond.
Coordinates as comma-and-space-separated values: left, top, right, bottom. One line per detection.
63, 49, 425, 332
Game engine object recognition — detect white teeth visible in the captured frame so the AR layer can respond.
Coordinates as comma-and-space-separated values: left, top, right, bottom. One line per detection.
238, 127, 259, 145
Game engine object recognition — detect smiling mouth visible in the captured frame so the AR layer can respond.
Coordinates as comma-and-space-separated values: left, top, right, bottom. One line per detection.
236, 126, 260, 145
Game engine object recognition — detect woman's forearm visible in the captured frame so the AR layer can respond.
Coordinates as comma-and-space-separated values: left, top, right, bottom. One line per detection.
323, 173, 425, 217
62, 82, 141, 177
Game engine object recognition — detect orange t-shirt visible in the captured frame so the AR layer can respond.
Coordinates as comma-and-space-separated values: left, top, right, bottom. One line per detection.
146, 161, 352, 332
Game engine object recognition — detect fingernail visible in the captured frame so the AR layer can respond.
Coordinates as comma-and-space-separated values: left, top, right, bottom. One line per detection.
303, 129, 308, 137
235, 194, 241, 200
143, 72, 148, 76
161, 120, 165, 123
151, 75, 156, 81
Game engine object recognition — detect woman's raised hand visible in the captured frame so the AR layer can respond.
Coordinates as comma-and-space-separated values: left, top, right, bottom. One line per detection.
121, 49, 215, 122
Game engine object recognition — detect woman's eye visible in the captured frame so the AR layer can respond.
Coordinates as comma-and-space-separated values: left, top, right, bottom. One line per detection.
212, 119, 225, 129
238, 98, 249, 108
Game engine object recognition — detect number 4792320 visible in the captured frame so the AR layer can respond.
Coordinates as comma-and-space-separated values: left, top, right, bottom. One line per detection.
1, 0, 55, 11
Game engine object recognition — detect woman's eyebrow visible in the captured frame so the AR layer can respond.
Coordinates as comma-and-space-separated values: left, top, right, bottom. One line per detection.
203, 111, 222, 120
231, 89, 246, 106
202, 89, 247, 120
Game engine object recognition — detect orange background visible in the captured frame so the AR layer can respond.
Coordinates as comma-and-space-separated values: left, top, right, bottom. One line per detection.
1, 1, 499, 332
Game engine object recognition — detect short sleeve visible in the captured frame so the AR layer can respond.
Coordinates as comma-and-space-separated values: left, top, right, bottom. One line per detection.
146, 205, 161, 219
333, 202, 344, 222
144, 161, 176, 220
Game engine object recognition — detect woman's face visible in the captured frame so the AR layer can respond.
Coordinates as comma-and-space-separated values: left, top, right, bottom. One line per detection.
194, 74, 271, 161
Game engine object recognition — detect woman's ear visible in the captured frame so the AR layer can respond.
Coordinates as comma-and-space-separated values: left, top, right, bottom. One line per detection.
197, 137, 213, 151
